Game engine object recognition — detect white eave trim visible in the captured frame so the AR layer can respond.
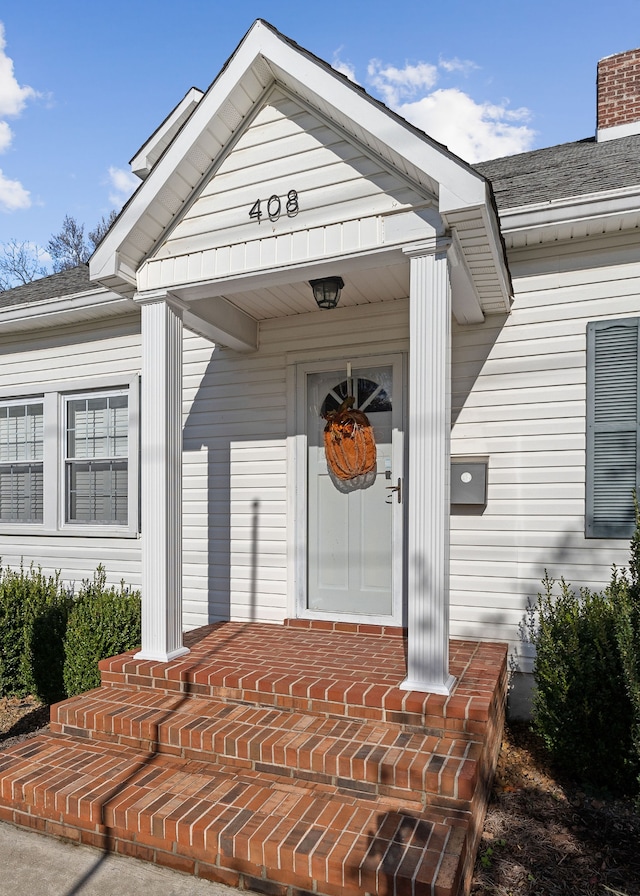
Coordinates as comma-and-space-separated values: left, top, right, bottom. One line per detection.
0, 288, 137, 334
498, 184, 640, 236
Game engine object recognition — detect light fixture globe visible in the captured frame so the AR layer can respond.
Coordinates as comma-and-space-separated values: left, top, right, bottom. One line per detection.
310, 276, 344, 309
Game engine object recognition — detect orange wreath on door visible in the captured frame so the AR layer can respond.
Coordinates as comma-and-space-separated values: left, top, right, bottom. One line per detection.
323, 397, 377, 481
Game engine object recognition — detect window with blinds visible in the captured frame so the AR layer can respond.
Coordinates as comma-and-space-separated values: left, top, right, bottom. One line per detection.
65, 392, 129, 525
586, 318, 640, 538
0, 402, 44, 523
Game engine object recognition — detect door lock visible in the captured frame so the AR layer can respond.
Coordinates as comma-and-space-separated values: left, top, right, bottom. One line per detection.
385, 478, 402, 504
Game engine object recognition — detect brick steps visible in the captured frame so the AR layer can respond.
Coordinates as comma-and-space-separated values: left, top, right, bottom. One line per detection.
51, 687, 483, 805
98, 622, 503, 737
0, 622, 508, 896
0, 731, 472, 896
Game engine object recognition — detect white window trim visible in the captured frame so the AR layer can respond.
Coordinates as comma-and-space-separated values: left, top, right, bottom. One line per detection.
0, 374, 139, 538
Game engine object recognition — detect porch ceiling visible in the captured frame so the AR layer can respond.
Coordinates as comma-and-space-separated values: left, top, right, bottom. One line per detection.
186, 259, 410, 322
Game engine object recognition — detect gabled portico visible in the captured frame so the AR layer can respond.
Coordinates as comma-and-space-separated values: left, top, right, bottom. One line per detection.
90, 19, 511, 693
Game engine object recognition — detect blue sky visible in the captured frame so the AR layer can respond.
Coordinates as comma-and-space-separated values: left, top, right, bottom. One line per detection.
1, 0, 640, 264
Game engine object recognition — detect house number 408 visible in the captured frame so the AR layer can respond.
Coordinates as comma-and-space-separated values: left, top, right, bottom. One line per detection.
249, 190, 299, 223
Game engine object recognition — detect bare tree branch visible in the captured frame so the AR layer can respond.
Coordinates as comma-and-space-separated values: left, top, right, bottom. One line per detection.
47, 215, 90, 272
88, 210, 118, 251
0, 240, 49, 291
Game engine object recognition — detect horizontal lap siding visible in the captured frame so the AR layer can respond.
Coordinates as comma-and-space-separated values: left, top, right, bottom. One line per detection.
182, 327, 287, 627
450, 243, 640, 670
0, 316, 142, 591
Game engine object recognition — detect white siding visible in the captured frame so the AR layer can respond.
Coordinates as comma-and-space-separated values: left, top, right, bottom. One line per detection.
450, 237, 640, 671
0, 316, 142, 590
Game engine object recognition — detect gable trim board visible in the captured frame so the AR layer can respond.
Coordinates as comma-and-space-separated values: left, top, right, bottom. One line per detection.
2, 24, 640, 696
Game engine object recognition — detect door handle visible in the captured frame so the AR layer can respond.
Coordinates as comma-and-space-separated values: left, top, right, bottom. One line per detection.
385, 478, 402, 504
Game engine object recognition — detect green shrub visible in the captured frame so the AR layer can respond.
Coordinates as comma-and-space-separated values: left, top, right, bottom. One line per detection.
610, 501, 640, 794
530, 493, 640, 795
23, 581, 74, 704
63, 565, 141, 697
529, 572, 636, 792
611, 576, 640, 794
0, 564, 71, 702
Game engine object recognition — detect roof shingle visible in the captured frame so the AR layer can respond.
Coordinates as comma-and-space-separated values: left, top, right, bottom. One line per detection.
475, 135, 640, 210
0, 265, 95, 309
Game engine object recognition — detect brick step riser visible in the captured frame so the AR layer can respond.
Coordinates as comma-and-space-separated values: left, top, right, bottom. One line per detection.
98, 672, 495, 738
50, 690, 487, 804
50, 714, 482, 805
50, 725, 480, 808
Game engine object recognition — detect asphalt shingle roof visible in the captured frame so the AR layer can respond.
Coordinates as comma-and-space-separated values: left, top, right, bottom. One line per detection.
475, 134, 640, 210
0, 265, 95, 308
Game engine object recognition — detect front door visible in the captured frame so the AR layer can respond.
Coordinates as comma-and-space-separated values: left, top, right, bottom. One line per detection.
305, 358, 404, 623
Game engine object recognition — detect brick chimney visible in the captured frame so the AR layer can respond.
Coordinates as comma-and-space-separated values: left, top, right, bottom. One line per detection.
597, 48, 640, 141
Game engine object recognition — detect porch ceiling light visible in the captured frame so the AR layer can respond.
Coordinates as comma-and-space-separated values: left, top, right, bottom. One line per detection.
310, 276, 344, 309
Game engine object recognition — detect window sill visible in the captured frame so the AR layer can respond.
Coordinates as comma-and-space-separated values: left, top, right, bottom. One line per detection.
0, 524, 140, 539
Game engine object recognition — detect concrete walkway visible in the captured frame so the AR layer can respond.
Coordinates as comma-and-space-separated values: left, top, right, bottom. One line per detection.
0, 822, 241, 896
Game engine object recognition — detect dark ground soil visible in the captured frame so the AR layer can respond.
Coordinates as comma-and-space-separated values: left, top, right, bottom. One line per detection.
1, 697, 639, 895
471, 721, 640, 896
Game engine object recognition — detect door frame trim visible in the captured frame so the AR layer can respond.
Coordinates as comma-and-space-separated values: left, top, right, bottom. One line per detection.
287, 352, 406, 625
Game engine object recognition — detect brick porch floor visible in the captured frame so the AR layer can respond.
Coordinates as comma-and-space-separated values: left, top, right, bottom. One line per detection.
0, 620, 507, 896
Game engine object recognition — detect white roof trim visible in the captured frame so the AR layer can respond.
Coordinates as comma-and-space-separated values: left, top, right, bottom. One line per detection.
130, 87, 204, 180
498, 184, 640, 237
0, 289, 136, 334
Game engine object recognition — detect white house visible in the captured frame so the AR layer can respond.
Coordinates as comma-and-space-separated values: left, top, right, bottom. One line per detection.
2, 22, 639, 704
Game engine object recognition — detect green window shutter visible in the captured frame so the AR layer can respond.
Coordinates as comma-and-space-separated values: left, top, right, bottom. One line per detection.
586, 318, 640, 537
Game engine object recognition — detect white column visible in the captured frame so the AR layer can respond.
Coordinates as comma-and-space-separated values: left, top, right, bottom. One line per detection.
401, 240, 455, 695
135, 295, 189, 662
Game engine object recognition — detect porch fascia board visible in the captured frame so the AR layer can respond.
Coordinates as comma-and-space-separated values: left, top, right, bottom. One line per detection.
146, 245, 408, 300
401, 237, 456, 695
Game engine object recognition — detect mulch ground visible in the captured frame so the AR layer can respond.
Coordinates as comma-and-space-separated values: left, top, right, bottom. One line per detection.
471, 721, 640, 896
1, 697, 639, 895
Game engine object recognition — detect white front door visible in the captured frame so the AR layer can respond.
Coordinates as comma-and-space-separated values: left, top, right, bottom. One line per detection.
305, 358, 404, 624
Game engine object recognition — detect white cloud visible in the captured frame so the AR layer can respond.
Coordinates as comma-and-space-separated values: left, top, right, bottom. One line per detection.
365, 58, 535, 162
0, 120, 12, 153
0, 22, 38, 211
437, 56, 478, 76
107, 166, 138, 207
397, 88, 534, 162
368, 59, 439, 107
0, 23, 36, 117
0, 168, 31, 211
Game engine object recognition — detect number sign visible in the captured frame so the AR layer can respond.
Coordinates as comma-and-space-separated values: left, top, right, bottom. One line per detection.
249, 190, 299, 223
